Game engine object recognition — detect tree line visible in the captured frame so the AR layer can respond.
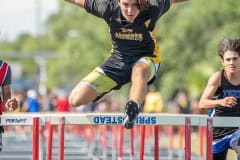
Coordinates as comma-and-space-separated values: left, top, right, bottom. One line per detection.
0, 0, 239, 100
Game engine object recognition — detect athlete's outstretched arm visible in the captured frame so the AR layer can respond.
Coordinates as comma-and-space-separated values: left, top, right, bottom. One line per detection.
170, 0, 189, 5
64, 0, 85, 8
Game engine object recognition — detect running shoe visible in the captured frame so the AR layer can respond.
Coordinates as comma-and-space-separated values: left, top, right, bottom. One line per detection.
123, 101, 139, 129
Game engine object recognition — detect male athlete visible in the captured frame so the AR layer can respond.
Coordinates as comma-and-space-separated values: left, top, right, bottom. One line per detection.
199, 38, 240, 159
65, 0, 189, 129
0, 60, 18, 151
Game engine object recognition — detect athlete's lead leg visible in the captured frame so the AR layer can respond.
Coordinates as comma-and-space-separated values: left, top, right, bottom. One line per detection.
123, 63, 150, 129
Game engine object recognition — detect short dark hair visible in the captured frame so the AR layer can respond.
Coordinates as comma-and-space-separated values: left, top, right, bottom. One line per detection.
218, 38, 240, 59
137, 0, 150, 11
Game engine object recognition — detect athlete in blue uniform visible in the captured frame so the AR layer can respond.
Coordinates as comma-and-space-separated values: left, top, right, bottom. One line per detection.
65, 0, 189, 129
199, 38, 240, 160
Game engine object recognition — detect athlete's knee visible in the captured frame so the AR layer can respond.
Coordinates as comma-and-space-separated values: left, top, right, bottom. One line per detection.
68, 88, 85, 107
133, 64, 150, 76
69, 84, 98, 107
68, 91, 82, 107
132, 64, 150, 81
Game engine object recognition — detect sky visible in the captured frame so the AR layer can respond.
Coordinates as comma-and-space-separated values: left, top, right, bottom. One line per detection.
0, 0, 58, 42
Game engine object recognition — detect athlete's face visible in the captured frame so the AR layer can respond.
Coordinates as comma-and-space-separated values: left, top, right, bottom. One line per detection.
119, 0, 140, 23
222, 50, 240, 74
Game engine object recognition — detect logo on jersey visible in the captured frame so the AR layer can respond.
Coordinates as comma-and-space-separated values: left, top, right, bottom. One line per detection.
115, 28, 143, 41
120, 28, 133, 33
223, 90, 240, 98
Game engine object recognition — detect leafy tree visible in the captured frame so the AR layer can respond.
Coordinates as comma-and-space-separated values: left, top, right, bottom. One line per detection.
45, 2, 111, 88
156, 0, 240, 99
1, 0, 239, 100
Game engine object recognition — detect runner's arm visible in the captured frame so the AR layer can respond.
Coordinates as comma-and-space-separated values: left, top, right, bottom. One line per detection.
64, 0, 85, 8
199, 72, 237, 109
199, 72, 222, 109
2, 85, 18, 111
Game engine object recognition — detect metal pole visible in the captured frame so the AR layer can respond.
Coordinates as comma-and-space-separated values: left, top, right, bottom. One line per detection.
118, 126, 124, 159
206, 118, 213, 160
130, 128, 134, 158
58, 117, 65, 160
198, 126, 204, 159
46, 120, 53, 160
139, 125, 145, 160
185, 117, 191, 160
32, 117, 39, 160
154, 125, 159, 160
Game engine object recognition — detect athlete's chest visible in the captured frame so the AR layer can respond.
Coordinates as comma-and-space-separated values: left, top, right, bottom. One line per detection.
108, 9, 156, 40
109, 19, 154, 43
217, 82, 240, 100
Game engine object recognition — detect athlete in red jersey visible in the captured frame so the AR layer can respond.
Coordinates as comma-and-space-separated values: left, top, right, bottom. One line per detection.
0, 60, 18, 152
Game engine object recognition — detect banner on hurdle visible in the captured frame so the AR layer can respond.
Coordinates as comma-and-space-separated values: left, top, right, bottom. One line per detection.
1, 113, 240, 127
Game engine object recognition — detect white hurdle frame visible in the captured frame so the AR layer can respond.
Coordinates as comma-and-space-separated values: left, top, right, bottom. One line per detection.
1, 113, 239, 160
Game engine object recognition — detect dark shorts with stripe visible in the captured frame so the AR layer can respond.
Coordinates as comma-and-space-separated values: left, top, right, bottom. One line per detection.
82, 54, 160, 101
100, 54, 159, 88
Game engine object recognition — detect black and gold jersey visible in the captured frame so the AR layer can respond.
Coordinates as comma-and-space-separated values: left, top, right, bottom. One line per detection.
84, 0, 170, 64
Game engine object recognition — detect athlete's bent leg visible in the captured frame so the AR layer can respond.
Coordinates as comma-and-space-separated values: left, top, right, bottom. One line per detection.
69, 82, 97, 107
69, 67, 118, 108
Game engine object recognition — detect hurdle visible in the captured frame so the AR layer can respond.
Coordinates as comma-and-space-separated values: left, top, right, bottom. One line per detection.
1, 113, 239, 160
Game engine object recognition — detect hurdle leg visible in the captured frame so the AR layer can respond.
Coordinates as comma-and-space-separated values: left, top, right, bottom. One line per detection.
198, 126, 204, 160
154, 125, 159, 160
130, 128, 134, 159
178, 126, 184, 160
118, 126, 124, 160
168, 126, 173, 159
32, 117, 39, 160
58, 117, 65, 160
46, 120, 53, 160
139, 125, 145, 160
206, 118, 213, 160
185, 117, 191, 160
